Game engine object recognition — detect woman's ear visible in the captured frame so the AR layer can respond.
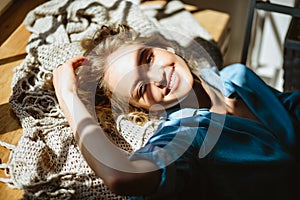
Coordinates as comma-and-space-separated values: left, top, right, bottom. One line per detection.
166, 47, 175, 54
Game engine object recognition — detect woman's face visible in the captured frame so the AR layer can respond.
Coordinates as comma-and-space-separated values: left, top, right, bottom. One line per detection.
104, 44, 194, 111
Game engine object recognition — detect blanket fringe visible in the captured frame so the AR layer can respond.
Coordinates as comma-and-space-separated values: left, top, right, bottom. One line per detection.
0, 140, 17, 188
0, 140, 15, 150
0, 177, 17, 189
0, 162, 17, 189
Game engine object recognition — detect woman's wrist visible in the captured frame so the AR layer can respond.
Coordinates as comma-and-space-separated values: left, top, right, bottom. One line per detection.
61, 89, 77, 100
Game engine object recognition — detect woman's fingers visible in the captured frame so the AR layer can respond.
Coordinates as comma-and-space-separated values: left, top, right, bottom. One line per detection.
52, 56, 89, 96
53, 56, 89, 84
66, 56, 90, 70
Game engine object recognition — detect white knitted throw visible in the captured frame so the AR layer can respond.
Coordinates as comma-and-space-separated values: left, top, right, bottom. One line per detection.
0, 0, 213, 199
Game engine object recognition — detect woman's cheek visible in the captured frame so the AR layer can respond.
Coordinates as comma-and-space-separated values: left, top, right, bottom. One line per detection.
148, 86, 163, 103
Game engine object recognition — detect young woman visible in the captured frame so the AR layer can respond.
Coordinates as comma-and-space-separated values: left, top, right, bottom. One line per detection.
52, 24, 300, 199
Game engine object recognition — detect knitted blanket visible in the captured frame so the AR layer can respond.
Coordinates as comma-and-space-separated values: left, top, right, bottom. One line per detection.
0, 0, 215, 199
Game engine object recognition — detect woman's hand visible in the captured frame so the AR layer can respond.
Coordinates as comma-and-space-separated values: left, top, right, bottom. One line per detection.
52, 56, 89, 100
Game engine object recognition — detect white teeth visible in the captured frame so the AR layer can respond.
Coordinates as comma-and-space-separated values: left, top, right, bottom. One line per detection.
168, 72, 175, 89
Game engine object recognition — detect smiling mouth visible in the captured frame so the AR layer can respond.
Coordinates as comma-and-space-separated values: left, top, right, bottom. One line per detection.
165, 67, 176, 96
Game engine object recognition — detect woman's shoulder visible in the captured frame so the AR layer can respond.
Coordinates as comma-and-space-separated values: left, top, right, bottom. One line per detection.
219, 63, 270, 92
219, 63, 251, 82
166, 108, 207, 120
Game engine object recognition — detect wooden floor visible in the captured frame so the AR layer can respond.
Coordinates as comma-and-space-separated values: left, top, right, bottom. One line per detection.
0, 1, 46, 199
0, 1, 229, 199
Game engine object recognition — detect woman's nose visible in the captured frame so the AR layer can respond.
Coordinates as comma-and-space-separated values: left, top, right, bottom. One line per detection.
147, 68, 167, 88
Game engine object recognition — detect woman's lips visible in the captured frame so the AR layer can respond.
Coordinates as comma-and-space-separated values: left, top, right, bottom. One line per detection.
165, 67, 178, 96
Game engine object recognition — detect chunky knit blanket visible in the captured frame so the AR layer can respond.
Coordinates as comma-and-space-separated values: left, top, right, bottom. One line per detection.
0, 0, 215, 199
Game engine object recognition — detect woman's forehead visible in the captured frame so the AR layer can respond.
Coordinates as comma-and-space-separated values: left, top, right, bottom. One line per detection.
106, 44, 143, 66
104, 44, 143, 96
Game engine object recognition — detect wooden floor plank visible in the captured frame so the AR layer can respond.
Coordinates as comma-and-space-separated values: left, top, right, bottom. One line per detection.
0, 54, 24, 200
0, 1, 42, 199
0, 23, 30, 61
0, 0, 46, 45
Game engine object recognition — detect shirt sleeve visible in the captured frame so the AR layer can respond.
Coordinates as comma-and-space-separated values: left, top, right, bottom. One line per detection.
129, 118, 205, 199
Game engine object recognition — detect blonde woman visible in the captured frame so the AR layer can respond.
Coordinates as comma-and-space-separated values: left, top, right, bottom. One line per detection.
53, 24, 300, 199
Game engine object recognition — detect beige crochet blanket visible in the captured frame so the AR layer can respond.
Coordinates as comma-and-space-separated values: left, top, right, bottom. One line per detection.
0, 0, 214, 199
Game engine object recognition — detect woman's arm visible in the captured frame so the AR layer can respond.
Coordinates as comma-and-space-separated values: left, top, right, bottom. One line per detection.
52, 57, 161, 195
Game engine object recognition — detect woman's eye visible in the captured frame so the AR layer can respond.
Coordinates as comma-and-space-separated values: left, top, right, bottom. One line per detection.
146, 51, 153, 64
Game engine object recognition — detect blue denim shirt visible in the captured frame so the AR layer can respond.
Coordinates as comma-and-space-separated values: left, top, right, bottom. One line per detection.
129, 64, 300, 200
